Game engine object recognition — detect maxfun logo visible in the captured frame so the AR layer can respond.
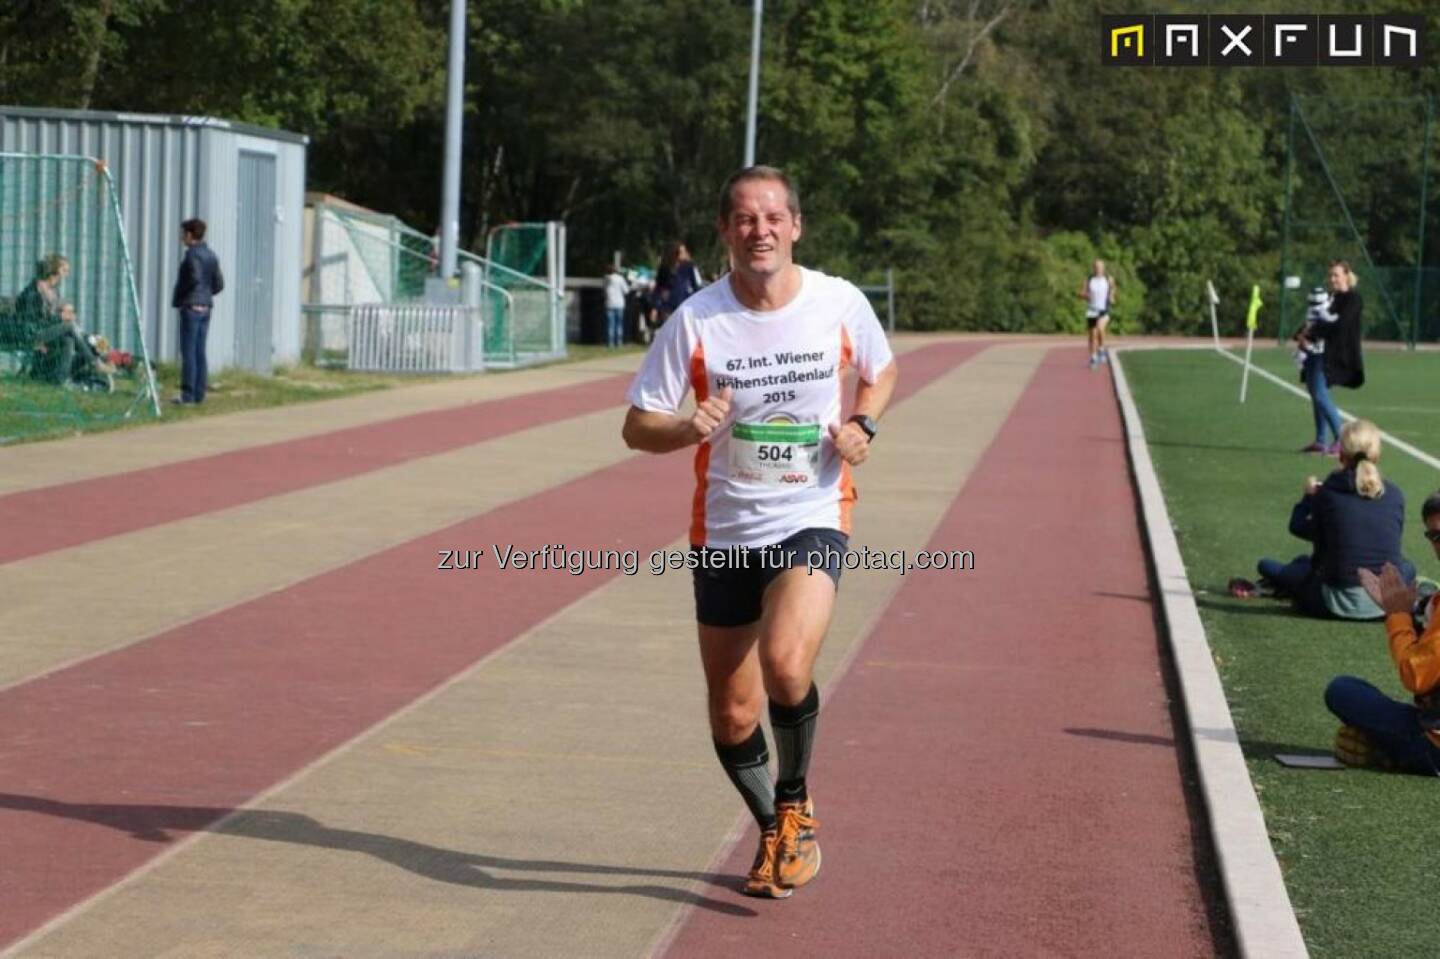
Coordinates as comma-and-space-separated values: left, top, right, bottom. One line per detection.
1102, 14, 1423, 67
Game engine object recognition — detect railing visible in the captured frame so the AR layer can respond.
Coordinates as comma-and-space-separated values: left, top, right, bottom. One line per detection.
345, 303, 484, 373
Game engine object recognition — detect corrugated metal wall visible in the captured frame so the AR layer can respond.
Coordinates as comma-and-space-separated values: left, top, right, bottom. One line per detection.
0, 107, 306, 371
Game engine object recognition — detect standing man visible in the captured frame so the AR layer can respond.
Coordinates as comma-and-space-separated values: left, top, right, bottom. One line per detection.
171, 218, 224, 404
622, 166, 898, 899
1078, 258, 1115, 369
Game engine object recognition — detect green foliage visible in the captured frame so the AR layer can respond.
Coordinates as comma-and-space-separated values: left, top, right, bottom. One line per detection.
3, 1, 1438, 334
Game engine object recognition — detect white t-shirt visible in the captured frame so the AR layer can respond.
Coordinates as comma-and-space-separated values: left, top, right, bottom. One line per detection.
626, 267, 894, 549
604, 273, 630, 310
1086, 275, 1111, 314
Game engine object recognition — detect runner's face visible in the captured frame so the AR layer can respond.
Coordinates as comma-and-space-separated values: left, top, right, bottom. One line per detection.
1328, 265, 1350, 292
719, 179, 801, 279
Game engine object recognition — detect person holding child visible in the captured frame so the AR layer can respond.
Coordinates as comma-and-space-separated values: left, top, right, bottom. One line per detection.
1325, 491, 1440, 773
1295, 260, 1364, 454
1236, 419, 1414, 618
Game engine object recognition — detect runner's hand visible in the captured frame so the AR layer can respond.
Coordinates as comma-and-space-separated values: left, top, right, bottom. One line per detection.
691, 387, 733, 441
829, 421, 869, 466
1303, 476, 1321, 496
1358, 563, 1415, 616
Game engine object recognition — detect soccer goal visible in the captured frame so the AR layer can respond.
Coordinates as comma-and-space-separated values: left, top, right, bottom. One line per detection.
0, 153, 159, 444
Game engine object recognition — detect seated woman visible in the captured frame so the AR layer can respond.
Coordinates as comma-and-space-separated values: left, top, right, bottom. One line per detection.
1237, 419, 1413, 618
1326, 491, 1440, 772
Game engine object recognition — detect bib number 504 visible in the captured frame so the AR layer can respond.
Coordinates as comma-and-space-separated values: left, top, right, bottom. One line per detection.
756, 445, 794, 462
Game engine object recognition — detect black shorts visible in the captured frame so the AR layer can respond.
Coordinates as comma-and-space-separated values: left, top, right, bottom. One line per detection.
1086, 311, 1110, 330
691, 527, 849, 628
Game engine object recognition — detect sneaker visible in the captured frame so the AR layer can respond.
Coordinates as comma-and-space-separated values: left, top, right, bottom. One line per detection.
1333, 724, 1398, 771
1324, 442, 1341, 455
1088, 355, 1099, 369
1228, 577, 1259, 599
1098, 350, 1109, 364
1299, 441, 1327, 454
741, 828, 791, 899
774, 799, 821, 889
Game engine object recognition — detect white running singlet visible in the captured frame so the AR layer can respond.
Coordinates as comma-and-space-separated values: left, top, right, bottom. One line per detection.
1086, 275, 1111, 315
627, 267, 894, 549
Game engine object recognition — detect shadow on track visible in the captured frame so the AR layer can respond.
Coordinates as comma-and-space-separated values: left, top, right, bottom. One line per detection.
0, 792, 755, 917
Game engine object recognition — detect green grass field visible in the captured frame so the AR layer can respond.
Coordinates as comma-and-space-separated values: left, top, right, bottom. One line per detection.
0, 344, 644, 446
1123, 346, 1440, 959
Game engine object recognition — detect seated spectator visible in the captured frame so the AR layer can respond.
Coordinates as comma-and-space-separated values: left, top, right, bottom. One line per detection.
1325, 491, 1440, 772
1233, 419, 1414, 618
14, 254, 70, 380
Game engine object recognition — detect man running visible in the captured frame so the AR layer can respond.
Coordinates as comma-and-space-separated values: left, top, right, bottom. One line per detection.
622, 165, 898, 899
1078, 258, 1115, 368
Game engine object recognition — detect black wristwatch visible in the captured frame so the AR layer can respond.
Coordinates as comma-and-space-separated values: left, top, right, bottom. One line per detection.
848, 414, 878, 442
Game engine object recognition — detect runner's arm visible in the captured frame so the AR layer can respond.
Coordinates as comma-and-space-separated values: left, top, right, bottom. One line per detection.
624, 386, 733, 453
622, 407, 701, 453
852, 358, 898, 422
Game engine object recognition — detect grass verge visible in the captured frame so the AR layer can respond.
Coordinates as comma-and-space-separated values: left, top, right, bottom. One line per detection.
0, 344, 644, 447
1123, 346, 1440, 958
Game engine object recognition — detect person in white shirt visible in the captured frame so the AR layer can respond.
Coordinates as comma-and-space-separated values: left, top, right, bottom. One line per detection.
622, 165, 898, 899
1077, 259, 1116, 368
603, 264, 630, 348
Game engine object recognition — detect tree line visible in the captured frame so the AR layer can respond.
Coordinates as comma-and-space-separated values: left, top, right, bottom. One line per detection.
3, 0, 1437, 334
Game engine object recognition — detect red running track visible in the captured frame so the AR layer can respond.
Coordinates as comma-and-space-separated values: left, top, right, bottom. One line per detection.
0, 373, 631, 566
662, 349, 1223, 958
0, 341, 984, 948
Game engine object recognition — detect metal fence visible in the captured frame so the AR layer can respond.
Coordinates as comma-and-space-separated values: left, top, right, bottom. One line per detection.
306, 203, 566, 370
344, 304, 483, 373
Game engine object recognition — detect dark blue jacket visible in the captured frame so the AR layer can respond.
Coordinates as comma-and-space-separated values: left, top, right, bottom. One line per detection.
1288, 468, 1407, 588
172, 242, 225, 309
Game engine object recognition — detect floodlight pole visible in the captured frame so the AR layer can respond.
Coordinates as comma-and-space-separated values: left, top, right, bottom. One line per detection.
1278, 96, 1296, 345
1413, 95, 1433, 350
744, 0, 763, 167
439, 0, 466, 280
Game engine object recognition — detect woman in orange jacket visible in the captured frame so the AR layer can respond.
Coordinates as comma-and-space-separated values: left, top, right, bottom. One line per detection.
1326, 491, 1440, 772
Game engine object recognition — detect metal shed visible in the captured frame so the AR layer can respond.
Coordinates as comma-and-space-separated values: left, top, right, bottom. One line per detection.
0, 105, 307, 373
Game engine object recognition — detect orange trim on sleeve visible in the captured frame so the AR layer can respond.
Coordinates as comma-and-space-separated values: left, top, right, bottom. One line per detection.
840, 324, 854, 373
689, 341, 709, 546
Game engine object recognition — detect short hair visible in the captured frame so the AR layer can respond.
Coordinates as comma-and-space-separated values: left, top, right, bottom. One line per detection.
1423, 490, 1440, 522
719, 165, 801, 222
181, 218, 207, 241
35, 253, 68, 281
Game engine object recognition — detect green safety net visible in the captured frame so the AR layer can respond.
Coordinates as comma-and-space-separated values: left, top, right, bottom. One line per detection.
484, 223, 554, 362
1280, 96, 1437, 345
0, 154, 157, 444
311, 208, 561, 367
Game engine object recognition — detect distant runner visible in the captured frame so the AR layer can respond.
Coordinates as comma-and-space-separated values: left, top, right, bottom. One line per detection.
1079, 259, 1115, 369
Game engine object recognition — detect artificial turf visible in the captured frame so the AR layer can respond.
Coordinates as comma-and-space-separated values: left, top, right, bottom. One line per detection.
1122, 346, 1440, 959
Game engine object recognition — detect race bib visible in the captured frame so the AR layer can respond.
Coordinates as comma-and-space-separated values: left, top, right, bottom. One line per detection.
729, 421, 821, 487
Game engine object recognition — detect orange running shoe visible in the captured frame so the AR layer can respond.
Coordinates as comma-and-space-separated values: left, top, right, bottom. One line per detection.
775, 798, 821, 889
742, 828, 791, 899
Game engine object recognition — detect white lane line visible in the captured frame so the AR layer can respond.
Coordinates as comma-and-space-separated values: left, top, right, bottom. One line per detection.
1215, 347, 1440, 472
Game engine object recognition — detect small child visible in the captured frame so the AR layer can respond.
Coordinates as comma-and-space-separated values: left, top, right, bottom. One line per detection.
1293, 286, 1338, 375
